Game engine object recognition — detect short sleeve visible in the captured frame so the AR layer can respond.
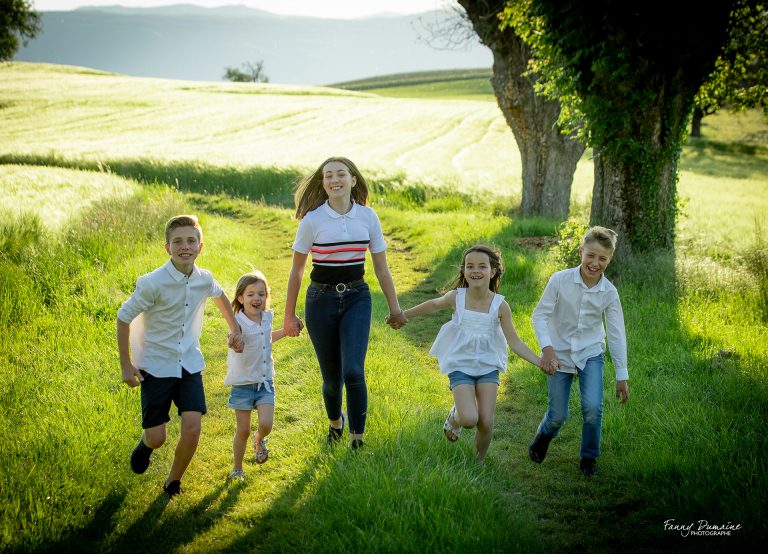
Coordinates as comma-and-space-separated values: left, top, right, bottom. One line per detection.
292, 216, 314, 254
368, 209, 387, 253
209, 275, 223, 298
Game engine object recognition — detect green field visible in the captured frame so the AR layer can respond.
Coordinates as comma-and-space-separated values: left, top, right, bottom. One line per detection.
1, 63, 767, 552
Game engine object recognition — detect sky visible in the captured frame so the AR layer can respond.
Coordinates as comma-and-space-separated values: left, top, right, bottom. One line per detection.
32, 0, 456, 18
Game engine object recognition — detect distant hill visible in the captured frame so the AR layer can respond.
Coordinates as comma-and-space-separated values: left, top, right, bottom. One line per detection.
332, 68, 494, 100
15, 5, 491, 85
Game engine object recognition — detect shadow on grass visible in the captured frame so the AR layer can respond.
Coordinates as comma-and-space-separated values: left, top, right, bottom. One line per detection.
681, 139, 768, 180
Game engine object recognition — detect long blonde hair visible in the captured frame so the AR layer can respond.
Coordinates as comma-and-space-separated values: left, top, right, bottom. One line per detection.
294, 157, 369, 219
232, 271, 270, 313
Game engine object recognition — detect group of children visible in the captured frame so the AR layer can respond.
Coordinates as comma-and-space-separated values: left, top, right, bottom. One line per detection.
117, 158, 629, 497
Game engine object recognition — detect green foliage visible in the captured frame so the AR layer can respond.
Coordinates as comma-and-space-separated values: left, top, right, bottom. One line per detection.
503, 0, 740, 251
0, 0, 41, 61
0, 209, 44, 264
554, 217, 587, 269
695, 2, 768, 119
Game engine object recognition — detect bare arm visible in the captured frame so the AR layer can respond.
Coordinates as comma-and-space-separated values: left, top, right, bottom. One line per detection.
498, 301, 547, 371
117, 318, 142, 387
271, 328, 288, 343
213, 292, 244, 352
284, 251, 308, 337
371, 250, 406, 328
403, 290, 455, 319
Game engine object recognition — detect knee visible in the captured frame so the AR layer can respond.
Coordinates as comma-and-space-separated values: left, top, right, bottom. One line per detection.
144, 428, 166, 449
583, 404, 603, 426
457, 412, 478, 429
477, 414, 494, 432
343, 368, 366, 388
235, 427, 251, 442
546, 411, 567, 430
181, 420, 201, 444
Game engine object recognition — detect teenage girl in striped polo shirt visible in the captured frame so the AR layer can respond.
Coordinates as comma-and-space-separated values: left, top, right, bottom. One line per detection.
283, 157, 407, 449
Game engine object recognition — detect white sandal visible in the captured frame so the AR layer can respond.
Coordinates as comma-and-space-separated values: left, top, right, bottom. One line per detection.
443, 405, 461, 442
253, 435, 270, 464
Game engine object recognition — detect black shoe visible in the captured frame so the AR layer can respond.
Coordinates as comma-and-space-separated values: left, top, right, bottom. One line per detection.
528, 432, 554, 464
130, 438, 153, 474
163, 480, 183, 497
350, 439, 364, 450
326, 414, 345, 446
580, 457, 598, 477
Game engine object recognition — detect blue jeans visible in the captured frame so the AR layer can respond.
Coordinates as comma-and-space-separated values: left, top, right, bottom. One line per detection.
305, 282, 372, 435
536, 353, 604, 459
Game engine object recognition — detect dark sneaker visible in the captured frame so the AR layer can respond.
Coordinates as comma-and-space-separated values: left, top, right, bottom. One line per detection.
528, 432, 554, 464
350, 439, 364, 451
163, 480, 183, 497
130, 438, 153, 474
326, 414, 345, 446
580, 457, 598, 477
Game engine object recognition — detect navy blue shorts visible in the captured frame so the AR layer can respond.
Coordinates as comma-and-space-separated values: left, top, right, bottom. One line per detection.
140, 368, 207, 429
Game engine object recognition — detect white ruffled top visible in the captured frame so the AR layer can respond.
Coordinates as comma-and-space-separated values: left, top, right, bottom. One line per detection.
429, 288, 508, 376
225, 310, 275, 390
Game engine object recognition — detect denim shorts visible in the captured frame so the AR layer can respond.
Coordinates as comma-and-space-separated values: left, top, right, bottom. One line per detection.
448, 370, 500, 390
227, 381, 275, 410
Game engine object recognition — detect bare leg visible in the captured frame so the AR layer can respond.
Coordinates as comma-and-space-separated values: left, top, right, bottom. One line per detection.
474, 383, 499, 462
232, 410, 252, 472
165, 411, 201, 485
452, 384, 479, 430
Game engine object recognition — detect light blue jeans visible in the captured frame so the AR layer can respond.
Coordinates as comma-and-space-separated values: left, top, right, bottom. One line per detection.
536, 353, 604, 459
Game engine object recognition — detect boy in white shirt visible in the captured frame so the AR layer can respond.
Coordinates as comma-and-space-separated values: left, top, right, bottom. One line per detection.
529, 226, 629, 477
117, 214, 242, 497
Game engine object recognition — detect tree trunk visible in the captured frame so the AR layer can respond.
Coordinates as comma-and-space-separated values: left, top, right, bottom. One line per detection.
459, 0, 585, 218
690, 106, 703, 137
590, 78, 690, 256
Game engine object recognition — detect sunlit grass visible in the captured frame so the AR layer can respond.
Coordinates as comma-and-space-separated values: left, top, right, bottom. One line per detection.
0, 62, 767, 552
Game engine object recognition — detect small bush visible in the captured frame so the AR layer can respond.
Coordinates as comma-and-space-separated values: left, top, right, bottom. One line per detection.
555, 217, 588, 269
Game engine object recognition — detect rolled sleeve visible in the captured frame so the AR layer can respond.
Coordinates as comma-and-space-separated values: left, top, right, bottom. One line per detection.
532, 276, 558, 349
117, 276, 156, 324
605, 292, 628, 381
209, 277, 223, 298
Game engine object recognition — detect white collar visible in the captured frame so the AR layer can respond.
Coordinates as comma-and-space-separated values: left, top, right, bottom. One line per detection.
164, 259, 199, 281
323, 200, 358, 219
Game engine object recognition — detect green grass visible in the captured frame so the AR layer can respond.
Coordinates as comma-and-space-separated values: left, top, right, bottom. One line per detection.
1, 63, 767, 552
331, 68, 495, 100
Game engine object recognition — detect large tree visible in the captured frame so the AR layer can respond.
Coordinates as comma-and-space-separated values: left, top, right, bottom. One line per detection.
507, 0, 741, 253
457, 0, 585, 218
0, 0, 41, 61
692, 3, 767, 137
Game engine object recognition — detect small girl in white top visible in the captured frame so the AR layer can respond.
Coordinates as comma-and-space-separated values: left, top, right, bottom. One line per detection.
396, 245, 552, 462
226, 271, 299, 480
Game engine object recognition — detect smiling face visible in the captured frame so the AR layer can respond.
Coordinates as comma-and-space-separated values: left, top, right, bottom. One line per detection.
462, 250, 496, 290
578, 240, 613, 286
237, 280, 268, 321
164, 225, 202, 273
322, 161, 356, 203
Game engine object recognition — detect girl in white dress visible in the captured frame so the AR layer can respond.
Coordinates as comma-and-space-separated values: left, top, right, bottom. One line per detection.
398, 245, 551, 461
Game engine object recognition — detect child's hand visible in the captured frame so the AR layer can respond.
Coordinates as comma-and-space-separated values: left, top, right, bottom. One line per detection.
616, 380, 629, 403
386, 311, 407, 330
284, 314, 303, 337
121, 363, 143, 388
539, 347, 559, 375
228, 331, 244, 352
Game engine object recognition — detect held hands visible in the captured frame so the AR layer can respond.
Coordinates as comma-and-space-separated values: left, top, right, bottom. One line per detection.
283, 314, 305, 337
386, 311, 407, 330
121, 363, 143, 388
228, 330, 244, 353
539, 347, 559, 375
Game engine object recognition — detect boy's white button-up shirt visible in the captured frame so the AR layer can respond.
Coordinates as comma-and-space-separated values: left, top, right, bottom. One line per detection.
532, 266, 628, 381
117, 259, 223, 378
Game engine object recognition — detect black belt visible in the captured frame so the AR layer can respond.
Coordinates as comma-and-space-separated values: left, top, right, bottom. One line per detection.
310, 278, 366, 293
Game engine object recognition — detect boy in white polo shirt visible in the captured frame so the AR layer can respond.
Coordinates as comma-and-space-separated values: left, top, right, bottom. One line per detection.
117, 214, 242, 497
528, 226, 629, 477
